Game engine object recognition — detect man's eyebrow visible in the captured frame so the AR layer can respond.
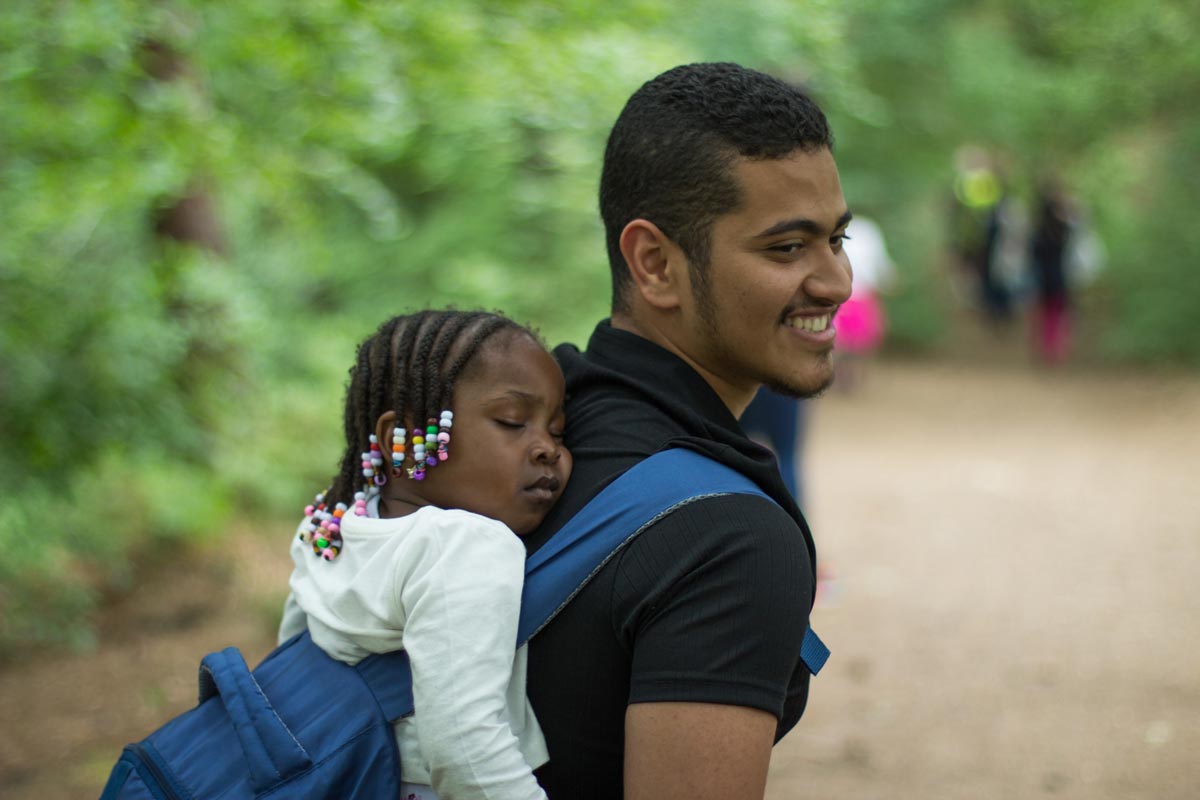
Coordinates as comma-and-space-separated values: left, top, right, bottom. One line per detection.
755, 210, 854, 239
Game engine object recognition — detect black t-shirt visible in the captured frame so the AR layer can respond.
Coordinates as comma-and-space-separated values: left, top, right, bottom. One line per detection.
525, 321, 817, 799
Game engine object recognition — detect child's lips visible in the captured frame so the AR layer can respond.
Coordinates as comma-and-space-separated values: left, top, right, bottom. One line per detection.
523, 475, 561, 502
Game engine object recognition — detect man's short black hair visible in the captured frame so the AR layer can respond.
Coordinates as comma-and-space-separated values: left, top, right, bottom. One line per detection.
600, 62, 834, 312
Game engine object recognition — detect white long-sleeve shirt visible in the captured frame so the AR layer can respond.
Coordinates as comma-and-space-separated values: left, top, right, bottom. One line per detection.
278, 504, 548, 800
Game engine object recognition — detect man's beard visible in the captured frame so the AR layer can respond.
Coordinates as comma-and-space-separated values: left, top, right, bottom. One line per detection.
763, 366, 835, 400
693, 275, 836, 401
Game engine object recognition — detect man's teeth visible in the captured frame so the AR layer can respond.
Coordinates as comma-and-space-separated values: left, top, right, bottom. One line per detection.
786, 314, 831, 332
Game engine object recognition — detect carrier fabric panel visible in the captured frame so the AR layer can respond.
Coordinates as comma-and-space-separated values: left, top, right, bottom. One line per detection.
141, 635, 402, 798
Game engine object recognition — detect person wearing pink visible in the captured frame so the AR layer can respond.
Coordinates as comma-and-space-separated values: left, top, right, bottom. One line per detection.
837, 216, 895, 386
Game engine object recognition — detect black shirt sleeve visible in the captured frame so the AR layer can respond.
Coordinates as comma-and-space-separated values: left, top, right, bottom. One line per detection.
611, 493, 813, 727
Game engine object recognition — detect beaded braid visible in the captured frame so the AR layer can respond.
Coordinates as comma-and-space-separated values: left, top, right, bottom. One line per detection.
326, 329, 390, 508
422, 312, 490, 431
387, 311, 431, 435
303, 323, 400, 561
299, 310, 539, 560
435, 316, 511, 411
423, 312, 486, 408
409, 313, 509, 478
406, 311, 453, 440
365, 316, 405, 430
415, 315, 481, 453
402, 311, 459, 480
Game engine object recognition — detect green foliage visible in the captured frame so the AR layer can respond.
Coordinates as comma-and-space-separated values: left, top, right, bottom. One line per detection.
2, 0, 1198, 653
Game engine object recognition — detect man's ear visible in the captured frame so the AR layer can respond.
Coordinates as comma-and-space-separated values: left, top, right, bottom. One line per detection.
618, 219, 687, 311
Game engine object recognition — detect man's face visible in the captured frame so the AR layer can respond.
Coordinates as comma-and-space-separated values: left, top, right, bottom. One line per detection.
681, 147, 852, 400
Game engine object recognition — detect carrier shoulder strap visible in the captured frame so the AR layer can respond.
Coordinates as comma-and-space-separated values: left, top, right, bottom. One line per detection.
360, 447, 830, 722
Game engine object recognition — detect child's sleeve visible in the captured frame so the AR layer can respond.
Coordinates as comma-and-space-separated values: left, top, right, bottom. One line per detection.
398, 514, 548, 800
278, 528, 311, 644
276, 591, 307, 645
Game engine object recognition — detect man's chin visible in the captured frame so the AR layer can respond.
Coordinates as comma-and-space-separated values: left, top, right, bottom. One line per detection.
764, 368, 835, 400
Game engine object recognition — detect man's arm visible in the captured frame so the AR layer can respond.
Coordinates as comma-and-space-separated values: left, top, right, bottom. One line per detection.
624, 702, 776, 800
615, 495, 813, 799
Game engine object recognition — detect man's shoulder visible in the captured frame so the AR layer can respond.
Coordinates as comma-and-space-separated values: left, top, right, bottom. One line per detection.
647, 489, 804, 550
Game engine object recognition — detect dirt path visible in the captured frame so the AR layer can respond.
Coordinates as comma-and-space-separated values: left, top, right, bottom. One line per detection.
3, 359, 1198, 799
767, 360, 1200, 799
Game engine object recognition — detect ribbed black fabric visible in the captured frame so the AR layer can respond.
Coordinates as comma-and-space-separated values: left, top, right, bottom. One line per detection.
526, 320, 817, 799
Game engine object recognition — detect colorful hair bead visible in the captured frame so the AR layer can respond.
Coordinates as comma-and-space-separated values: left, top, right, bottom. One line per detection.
361, 434, 386, 487
299, 488, 353, 559
422, 419, 440, 469
392, 426, 406, 477
437, 409, 453, 463
301, 475, 380, 562
369, 435, 385, 486
412, 424, 427, 471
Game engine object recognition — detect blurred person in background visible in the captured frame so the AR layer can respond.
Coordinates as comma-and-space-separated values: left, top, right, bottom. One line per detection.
835, 215, 896, 389
948, 149, 1026, 329
1028, 180, 1073, 364
740, 389, 807, 504
1028, 177, 1104, 365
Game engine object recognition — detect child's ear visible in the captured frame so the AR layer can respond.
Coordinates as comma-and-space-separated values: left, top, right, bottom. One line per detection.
375, 411, 399, 473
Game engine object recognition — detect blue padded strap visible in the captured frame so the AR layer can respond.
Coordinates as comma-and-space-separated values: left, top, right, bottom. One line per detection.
198, 647, 311, 792
801, 627, 830, 675
269, 632, 417, 728
355, 643, 415, 723
519, 449, 770, 644
520, 448, 830, 676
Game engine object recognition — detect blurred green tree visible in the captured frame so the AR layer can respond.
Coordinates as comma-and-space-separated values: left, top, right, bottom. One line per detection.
1, 0, 1196, 653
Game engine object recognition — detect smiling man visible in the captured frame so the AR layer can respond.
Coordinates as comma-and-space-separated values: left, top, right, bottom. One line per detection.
524, 63, 852, 799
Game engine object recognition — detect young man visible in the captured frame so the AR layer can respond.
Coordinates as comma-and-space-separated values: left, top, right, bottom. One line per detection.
524, 62, 852, 799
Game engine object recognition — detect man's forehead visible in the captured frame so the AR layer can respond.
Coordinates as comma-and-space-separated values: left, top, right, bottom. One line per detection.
724, 149, 848, 229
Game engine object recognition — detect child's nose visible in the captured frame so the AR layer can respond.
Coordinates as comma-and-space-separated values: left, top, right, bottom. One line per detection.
532, 438, 562, 463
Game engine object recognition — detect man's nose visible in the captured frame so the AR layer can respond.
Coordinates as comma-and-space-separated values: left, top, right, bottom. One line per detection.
805, 247, 853, 306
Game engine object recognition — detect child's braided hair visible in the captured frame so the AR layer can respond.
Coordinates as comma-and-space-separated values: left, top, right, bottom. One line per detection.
324, 309, 539, 508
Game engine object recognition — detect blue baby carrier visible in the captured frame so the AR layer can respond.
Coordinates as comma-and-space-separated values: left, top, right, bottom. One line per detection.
99, 449, 829, 799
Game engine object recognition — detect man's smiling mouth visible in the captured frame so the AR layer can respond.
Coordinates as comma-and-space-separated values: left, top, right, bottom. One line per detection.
784, 312, 833, 333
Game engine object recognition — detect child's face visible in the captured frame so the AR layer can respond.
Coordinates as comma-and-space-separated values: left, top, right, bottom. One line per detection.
407, 333, 572, 536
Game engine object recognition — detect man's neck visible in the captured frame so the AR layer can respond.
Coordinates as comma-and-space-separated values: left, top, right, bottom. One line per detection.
609, 312, 758, 418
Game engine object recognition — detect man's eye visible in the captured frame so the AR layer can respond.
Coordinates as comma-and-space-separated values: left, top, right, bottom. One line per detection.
769, 242, 803, 254
831, 233, 851, 251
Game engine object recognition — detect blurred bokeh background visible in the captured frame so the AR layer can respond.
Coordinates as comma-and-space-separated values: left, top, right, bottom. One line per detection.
2, 1, 1198, 798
